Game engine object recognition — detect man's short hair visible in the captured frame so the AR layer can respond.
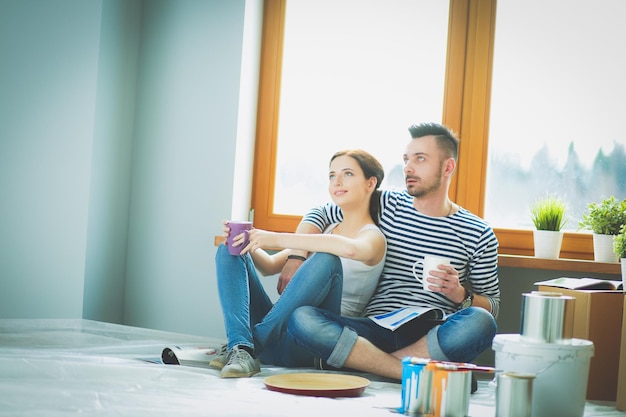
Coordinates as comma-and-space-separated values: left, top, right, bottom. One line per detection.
408, 122, 459, 160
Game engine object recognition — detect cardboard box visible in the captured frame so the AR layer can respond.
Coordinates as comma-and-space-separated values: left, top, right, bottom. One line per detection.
617, 294, 626, 411
538, 286, 624, 401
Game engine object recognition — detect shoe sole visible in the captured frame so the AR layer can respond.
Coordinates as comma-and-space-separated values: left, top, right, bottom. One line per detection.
220, 369, 260, 378
209, 359, 227, 370
209, 345, 230, 370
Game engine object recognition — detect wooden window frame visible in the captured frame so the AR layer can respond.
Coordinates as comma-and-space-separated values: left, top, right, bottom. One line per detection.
250, 0, 597, 262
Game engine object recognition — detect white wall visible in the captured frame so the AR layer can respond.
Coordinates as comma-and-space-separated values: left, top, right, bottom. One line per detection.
0, 0, 261, 339
123, 0, 255, 337
0, 0, 104, 318
83, 0, 142, 324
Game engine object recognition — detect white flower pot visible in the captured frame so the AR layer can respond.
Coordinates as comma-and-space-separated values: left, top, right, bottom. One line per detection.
592, 233, 618, 263
621, 259, 626, 292
533, 230, 563, 259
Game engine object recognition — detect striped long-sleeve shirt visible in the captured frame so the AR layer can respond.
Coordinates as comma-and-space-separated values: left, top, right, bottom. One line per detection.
302, 189, 501, 319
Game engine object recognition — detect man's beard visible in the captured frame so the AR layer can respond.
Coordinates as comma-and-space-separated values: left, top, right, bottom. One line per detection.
406, 167, 443, 198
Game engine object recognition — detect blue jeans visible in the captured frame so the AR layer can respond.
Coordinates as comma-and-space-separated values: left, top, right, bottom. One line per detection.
215, 245, 343, 367
286, 305, 497, 368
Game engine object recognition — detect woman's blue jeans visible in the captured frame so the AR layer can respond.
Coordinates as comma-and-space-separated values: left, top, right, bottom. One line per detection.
286, 304, 497, 368
215, 245, 343, 366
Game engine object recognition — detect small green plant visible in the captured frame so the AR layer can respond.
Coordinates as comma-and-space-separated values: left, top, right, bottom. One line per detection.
578, 196, 626, 235
530, 196, 567, 231
614, 224, 626, 259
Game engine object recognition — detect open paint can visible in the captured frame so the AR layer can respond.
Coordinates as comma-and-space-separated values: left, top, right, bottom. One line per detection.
519, 291, 574, 343
400, 357, 431, 415
496, 372, 535, 417
400, 359, 471, 417
423, 362, 471, 417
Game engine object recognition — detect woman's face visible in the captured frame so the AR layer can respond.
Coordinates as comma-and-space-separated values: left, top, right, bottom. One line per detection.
328, 155, 374, 209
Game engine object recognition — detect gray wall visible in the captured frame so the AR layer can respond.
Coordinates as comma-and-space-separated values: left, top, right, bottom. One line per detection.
0, 0, 259, 339
84, 0, 141, 324
123, 0, 250, 336
1, 0, 105, 318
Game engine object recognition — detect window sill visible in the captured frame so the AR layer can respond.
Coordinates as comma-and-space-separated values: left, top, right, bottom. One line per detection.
498, 254, 622, 275
216, 236, 622, 275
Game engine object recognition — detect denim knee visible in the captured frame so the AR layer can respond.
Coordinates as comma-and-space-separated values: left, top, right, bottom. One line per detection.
430, 307, 497, 362
307, 252, 342, 272
215, 243, 250, 274
288, 306, 317, 341
287, 306, 345, 360
215, 243, 232, 263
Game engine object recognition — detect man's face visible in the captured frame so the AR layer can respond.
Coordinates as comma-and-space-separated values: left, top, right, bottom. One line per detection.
402, 135, 445, 197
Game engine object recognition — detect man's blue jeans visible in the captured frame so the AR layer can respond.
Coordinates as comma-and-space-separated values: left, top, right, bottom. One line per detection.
215, 245, 343, 366
286, 299, 497, 368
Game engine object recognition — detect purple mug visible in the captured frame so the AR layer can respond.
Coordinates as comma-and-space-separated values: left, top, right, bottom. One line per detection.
227, 221, 253, 255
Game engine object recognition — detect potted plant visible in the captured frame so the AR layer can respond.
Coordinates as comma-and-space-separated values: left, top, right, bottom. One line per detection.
614, 225, 626, 286
530, 196, 567, 259
578, 196, 626, 263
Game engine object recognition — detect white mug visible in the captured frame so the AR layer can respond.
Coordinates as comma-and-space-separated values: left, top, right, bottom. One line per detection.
413, 255, 451, 291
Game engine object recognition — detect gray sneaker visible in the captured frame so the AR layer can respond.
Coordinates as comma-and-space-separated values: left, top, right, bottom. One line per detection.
220, 346, 260, 378
209, 344, 230, 370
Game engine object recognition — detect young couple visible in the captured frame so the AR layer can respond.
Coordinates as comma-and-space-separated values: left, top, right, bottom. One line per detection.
213, 123, 500, 381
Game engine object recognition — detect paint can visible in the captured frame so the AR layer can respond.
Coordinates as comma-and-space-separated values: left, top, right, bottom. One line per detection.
424, 362, 471, 417
495, 372, 535, 417
400, 357, 431, 415
519, 291, 574, 343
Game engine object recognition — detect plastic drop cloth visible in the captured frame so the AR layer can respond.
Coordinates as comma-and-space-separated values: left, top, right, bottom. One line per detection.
1, 319, 623, 417
0, 319, 403, 417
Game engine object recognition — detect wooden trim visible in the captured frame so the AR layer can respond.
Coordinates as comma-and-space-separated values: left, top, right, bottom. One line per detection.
215, 229, 598, 263
498, 254, 621, 275
442, 0, 469, 202
496, 229, 595, 260
251, 0, 286, 231
214, 234, 620, 275
454, 0, 496, 216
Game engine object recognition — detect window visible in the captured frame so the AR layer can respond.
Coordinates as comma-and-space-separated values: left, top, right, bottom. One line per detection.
252, 0, 490, 233
272, 0, 449, 215
485, 0, 626, 232
484, 0, 626, 258
252, 0, 619, 261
